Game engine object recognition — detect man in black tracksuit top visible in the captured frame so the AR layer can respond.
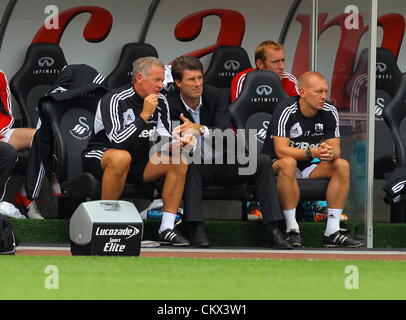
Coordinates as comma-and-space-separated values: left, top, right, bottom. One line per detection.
82, 57, 196, 246
265, 71, 363, 248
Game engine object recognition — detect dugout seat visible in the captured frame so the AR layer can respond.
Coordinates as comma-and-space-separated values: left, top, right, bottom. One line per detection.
105, 42, 158, 89
229, 70, 329, 201
203, 46, 252, 90
346, 47, 403, 179
382, 72, 406, 222
10, 43, 67, 128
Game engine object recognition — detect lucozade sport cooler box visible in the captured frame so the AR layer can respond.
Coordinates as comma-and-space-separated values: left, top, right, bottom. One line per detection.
70, 200, 143, 256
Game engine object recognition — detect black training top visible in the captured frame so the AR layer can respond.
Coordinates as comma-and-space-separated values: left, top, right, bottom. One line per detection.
264, 96, 340, 167
85, 84, 172, 158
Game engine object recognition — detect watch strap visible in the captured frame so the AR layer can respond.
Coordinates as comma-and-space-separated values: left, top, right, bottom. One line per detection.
306, 147, 312, 160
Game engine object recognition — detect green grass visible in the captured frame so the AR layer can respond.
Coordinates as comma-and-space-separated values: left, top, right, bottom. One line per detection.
1, 256, 405, 300
10, 219, 364, 247
11, 219, 406, 248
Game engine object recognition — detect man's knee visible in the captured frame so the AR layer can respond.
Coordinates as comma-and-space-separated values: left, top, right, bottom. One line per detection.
276, 157, 297, 177
332, 158, 350, 176
104, 150, 132, 173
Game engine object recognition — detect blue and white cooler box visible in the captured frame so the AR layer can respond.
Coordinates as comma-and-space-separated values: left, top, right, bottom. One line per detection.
70, 200, 144, 256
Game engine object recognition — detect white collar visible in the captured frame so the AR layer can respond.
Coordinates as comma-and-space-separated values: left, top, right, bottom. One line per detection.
180, 94, 202, 113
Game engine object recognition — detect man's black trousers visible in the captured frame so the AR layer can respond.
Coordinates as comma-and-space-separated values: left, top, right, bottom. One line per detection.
183, 153, 283, 225
0, 142, 17, 201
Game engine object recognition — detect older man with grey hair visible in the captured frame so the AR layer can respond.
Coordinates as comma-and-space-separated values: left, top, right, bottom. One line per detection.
82, 57, 196, 246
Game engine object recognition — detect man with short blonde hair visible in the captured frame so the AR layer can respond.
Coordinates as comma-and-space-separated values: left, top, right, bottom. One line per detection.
230, 40, 299, 102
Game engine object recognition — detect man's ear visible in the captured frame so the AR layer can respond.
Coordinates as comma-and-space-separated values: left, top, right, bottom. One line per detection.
299, 87, 305, 97
174, 79, 182, 89
255, 59, 265, 70
135, 72, 143, 82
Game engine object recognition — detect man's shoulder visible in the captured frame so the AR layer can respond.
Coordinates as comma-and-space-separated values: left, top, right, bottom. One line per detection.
101, 84, 134, 101
165, 88, 181, 104
203, 84, 224, 95
279, 73, 300, 96
321, 101, 339, 120
234, 67, 256, 80
202, 84, 229, 107
279, 72, 298, 81
322, 101, 339, 113
272, 96, 299, 120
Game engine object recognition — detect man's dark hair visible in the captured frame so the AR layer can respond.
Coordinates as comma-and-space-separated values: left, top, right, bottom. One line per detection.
171, 55, 203, 82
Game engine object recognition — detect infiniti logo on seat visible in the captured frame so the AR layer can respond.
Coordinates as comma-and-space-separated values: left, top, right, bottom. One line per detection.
376, 62, 387, 72
224, 60, 240, 70
38, 57, 55, 67
256, 85, 272, 95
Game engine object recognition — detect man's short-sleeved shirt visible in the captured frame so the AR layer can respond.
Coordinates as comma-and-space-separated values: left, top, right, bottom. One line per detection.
265, 96, 340, 169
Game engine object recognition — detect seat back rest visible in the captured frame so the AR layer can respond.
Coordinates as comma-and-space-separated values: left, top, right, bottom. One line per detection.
383, 73, 406, 167
229, 70, 288, 130
60, 108, 94, 181
41, 97, 98, 183
105, 42, 158, 89
373, 49, 401, 178
203, 46, 252, 88
355, 48, 402, 96
244, 112, 272, 154
350, 48, 403, 178
10, 43, 67, 127
374, 88, 394, 177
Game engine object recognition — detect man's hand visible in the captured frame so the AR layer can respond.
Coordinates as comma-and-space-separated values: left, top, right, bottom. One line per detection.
0, 132, 4, 141
173, 113, 202, 139
140, 93, 159, 121
180, 132, 197, 148
170, 132, 197, 155
319, 141, 333, 161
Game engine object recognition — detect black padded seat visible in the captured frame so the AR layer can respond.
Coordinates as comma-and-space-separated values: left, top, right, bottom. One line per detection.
382, 73, 406, 222
105, 42, 158, 89
347, 48, 403, 179
10, 43, 67, 127
203, 45, 252, 89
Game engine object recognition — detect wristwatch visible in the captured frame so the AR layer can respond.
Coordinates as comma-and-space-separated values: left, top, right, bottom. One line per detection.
306, 147, 313, 160
199, 125, 206, 135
